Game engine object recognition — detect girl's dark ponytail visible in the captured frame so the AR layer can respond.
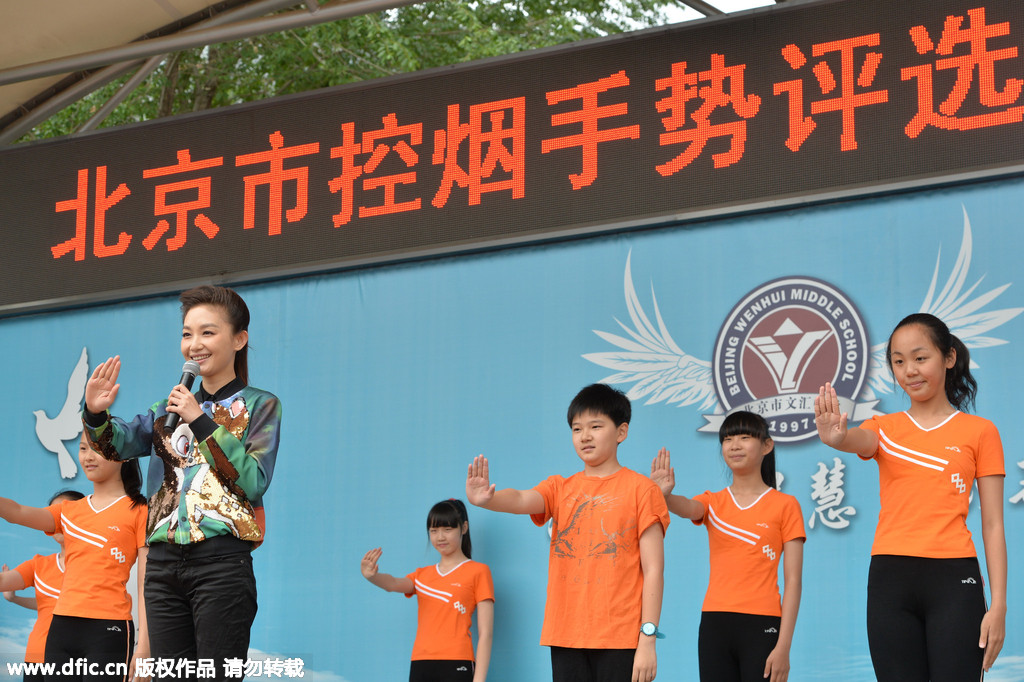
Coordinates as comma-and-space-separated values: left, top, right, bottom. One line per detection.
450, 499, 473, 560
121, 458, 147, 508
760, 448, 778, 490
945, 334, 977, 412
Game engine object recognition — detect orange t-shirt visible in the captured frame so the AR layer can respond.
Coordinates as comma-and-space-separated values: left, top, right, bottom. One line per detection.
531, 467, 670, 649
13, 553, 64, 663
404, 560, 494, 661
859, 411, 1005, 558
692, 488, 805, 617
47, 495, 148, 620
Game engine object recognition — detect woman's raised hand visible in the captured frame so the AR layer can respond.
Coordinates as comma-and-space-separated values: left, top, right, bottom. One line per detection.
85, 356, 121, 414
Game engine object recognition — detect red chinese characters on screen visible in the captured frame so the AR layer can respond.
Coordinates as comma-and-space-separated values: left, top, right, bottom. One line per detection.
541, 70, 640, 189
432, 98, 526, 208
52, 166, 132, 261
235, 131, 320, 235
655, 54, 761, 174
329, 113, 423, 226
902, 7, 1023, 137
141, 150, 223, 251
774, 34, 888, 151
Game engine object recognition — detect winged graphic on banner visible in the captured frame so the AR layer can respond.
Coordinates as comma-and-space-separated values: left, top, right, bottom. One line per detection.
583, 256, 716, 411
585, 207, 1022, 421
862, 207, 1023, 400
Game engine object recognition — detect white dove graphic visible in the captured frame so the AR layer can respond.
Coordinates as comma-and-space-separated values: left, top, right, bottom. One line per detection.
34, 347, 89, 479
585, 207, 1022, 414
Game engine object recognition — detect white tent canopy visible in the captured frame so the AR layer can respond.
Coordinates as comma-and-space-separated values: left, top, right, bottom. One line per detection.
0, 0, 772, 145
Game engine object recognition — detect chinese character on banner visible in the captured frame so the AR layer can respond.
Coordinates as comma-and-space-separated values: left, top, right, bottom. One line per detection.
432, 97, 526, 208
359, 113, 423, 219
541, 70, 641, 189
774, 34, 888, 151
901, 7, 1024, 138
655, 54, 761, 174
141, 149, 224, 251
809, 456, 857, 530
1010, 457, 1024, 505
330, 114, 424, 224
235, 130, 320, 235
52, 166, 132, 261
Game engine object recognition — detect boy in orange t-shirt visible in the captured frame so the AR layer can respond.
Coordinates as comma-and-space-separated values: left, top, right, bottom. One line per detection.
467, 384, 669, 682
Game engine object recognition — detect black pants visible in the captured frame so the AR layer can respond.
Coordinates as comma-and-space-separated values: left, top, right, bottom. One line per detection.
698, 611, 781, 682
549, 647, 635, 682
145, 536, 257, 682
408, 660, 474, 682
867, 555, 987, 682
44, 615, 134, 682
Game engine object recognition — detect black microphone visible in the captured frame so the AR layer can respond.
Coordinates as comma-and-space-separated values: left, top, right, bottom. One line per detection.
165, 360, 201, 432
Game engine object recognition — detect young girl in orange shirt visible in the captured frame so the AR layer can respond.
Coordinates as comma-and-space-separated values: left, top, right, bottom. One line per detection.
1, 489, 84, 682
360, 499, 494, 682
0, 434, 148, 682
651, 411, 805, 682
815, 313, 1006, 680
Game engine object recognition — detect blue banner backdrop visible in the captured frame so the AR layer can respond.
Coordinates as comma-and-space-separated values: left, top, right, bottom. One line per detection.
1, 176, 1022, 681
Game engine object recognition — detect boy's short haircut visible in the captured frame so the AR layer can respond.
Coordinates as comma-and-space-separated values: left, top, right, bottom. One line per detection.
566, 383, 631, 427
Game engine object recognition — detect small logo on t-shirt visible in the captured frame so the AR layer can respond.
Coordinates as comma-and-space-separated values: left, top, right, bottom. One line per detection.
945, 446, 962, 453
756, 522, 770, 529
108, 526, 121, 531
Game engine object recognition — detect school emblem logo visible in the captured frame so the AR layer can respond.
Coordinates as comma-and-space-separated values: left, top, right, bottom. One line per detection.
711, 277, 868, 441
583, 208, 1021, 442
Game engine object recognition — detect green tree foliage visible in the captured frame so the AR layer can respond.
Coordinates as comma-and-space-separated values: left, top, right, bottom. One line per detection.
21, 0, 678, 142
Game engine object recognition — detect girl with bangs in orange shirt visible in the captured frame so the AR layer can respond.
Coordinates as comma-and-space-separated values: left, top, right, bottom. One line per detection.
815, 312, 1007, 681
360, 499, 494, 682
0, 434, 148, 682
651, 411, 805, 682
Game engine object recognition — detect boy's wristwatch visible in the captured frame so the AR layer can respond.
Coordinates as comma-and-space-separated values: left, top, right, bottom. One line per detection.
640, 622, 665, 639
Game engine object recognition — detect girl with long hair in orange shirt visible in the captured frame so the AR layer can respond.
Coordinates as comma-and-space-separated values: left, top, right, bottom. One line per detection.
815, 312, 1007, 680
0, 434, 148, 682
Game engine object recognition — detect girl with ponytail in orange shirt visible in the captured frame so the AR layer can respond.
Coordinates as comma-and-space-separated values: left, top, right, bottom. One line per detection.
651, 411, 805, 682
360, 499, 494, 682
815, 312, 1007, 680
